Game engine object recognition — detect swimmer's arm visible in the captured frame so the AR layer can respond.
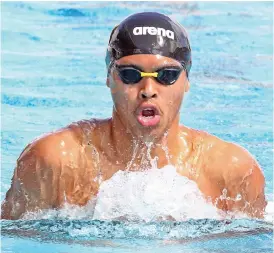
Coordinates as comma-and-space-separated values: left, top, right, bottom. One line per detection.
1, 139, 61, 220
221, 144, 267, 218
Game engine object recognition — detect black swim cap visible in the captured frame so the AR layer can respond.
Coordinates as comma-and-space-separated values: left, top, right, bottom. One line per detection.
106, 12, 192, 77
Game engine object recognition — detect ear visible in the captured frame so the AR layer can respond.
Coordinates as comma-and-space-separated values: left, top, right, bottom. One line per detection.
106, 69, 113, 88
106, 66, 115, 88
106, 76, 110, 88
184, 79, 190, 92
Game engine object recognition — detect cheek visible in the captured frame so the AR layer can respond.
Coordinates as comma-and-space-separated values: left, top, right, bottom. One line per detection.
110, 73, 136, 99
165, 89, 184, 109
167, 77, 187, 107
110, 82, 137, 112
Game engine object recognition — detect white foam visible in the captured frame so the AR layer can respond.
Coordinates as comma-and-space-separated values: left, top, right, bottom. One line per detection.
265, 200, 274, 223
93, 165, 221, 222
22, 199, 97, 220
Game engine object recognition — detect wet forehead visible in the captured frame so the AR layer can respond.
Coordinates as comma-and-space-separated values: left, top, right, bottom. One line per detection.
116, 54, 181, 71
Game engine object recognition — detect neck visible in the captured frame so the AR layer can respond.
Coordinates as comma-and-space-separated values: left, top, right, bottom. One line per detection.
110, 111, 182, 170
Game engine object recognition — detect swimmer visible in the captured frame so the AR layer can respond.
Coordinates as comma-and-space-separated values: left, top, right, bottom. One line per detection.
1, 12, 267, 220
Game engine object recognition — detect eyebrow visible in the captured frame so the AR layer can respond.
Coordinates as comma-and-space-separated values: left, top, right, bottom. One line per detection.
116, 64, 182, 72
116, 64, 143, 71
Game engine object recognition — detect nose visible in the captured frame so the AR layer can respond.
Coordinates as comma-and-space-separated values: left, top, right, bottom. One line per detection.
138, 77, 158, 100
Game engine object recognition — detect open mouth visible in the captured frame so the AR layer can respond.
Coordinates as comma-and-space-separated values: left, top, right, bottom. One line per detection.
136, 106, 161, 127
142, 108, 156, 117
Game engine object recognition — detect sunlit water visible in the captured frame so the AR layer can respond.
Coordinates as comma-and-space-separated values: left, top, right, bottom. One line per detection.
1, 2, 273, 253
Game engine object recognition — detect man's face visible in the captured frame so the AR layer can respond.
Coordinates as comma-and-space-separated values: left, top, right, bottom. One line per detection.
107, 54, 189, 141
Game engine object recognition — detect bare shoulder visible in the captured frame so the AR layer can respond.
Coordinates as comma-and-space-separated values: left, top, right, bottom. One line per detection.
195, 130, 266, 217
181, 126, 261, 176
16, 117, 110, 186
19, 118, 106, 163
1, 118, 105, 219
18, 127, 77, 168
202, 132, 262, 178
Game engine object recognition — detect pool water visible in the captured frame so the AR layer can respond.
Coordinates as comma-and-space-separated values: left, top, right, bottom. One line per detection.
1, 2, 273, 253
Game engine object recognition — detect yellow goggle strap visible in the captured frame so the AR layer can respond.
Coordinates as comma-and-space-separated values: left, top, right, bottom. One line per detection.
140, 72, 158, 78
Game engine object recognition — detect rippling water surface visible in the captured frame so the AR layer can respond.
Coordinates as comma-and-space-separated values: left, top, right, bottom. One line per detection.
1, 2, 273, 253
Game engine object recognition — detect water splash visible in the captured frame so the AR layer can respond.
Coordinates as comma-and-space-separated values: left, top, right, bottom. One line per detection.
93, 165, 221, 222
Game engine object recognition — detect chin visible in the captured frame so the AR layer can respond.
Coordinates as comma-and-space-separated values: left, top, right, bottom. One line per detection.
131, 123, 168, 143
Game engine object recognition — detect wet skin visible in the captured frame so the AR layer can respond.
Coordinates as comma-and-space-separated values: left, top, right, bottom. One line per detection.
1, 55, 267, 220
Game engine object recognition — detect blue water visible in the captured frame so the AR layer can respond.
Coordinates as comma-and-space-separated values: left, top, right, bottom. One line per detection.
1, 1, 273, 253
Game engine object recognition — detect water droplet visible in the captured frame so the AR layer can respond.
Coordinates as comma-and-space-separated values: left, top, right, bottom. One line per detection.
235, 194, 242, 201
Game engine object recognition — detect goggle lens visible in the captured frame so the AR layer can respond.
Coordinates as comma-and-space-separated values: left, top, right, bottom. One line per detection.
157, 68, 182, 85
118, 68, 142, 84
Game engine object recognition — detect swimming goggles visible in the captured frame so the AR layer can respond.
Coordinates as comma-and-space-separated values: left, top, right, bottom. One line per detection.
115, 64, 184, 85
